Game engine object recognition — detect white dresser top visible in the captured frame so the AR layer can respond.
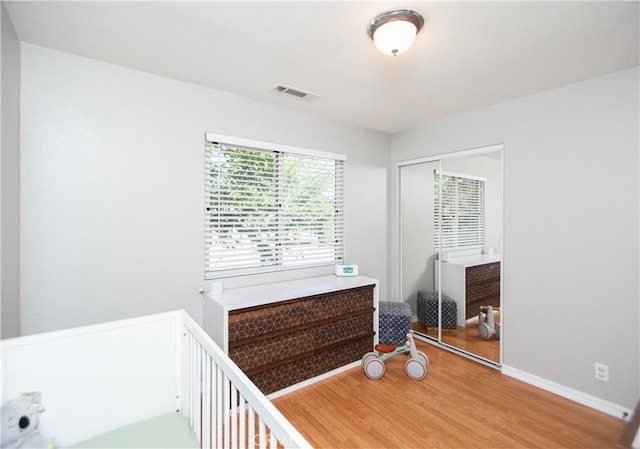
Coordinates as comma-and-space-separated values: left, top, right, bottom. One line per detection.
443, 254, 501, 267
207, 275, 378, 311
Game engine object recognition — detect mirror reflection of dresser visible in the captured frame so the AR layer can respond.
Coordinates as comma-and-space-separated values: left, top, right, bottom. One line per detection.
436, 254, 501, 327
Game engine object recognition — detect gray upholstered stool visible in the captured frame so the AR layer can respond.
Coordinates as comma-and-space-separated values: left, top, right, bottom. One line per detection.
417, 290, 458, 329
378, 301, 412, 346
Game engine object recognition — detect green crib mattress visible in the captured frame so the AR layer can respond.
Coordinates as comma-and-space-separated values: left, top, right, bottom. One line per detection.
70, 412, 199, 448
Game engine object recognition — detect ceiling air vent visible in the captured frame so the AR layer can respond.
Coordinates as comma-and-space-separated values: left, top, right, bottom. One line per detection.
273, 84, 319, 100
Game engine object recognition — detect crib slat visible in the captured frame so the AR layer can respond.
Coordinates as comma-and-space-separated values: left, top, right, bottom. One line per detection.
196, 341, 202, 441
216, 365, 223, 449
224, 373, 231, 449
206, 353, 213, 449
202, 352, 207, 449
238, 394, 246, 449
259, 418, 267, 449
231, 384, 238, 449
192, 333, 198, 437
187, 332, 195, 431
270, 431, 277, 449
201, 347, 211, 449
248, 404, 256, 449
190, 336, 195, 437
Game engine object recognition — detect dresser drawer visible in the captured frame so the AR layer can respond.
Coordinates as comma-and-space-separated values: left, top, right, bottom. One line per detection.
313, 313, 372, 346
228, 329, 314, 372
228, 299, 314, 343
248, 335, 372, 395
310, 336, 372, 377
465, 279, 500, 319
313, 286, 374, 320
465, 262, 500, 286
249, 357, 313, 395
466, 279, 500, 302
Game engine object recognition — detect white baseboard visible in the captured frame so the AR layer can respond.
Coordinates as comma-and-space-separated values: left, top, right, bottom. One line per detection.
501, 364, 633, 421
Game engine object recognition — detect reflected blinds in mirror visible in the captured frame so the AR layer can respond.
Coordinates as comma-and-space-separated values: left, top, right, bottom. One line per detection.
434, 170, 485, 250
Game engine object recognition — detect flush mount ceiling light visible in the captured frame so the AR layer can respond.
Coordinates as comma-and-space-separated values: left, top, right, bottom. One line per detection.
367, 9, 424, 56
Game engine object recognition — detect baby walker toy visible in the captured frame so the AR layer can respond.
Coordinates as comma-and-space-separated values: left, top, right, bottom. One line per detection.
361, 330, 429, 380
478, 305, 500, 340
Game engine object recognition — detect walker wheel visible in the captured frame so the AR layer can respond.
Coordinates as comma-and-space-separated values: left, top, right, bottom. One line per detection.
415, 350, 429, 370
364, 358, 385, 379
495, 323, 501, 339
479, 322, 491, 340
361, 352, 377, 369
404, 358, 426, 380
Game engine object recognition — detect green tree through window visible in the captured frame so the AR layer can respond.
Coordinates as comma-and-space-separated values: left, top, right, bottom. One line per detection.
205, 140, 344, 277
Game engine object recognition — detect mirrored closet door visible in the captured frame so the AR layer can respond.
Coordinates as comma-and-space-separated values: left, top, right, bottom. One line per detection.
399, 145, 503, 366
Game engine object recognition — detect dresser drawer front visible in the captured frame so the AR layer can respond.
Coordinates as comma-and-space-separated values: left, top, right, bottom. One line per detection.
313, 313, 372, 346
465, 280, 500, 319
465, 262, 500, 286
228, 329, 314, 371
312, 336, 372, 377
250, 357, 314, 395
466, 280, 500, 302
228, 299, 314, 343
313, 286, 374, 320
249, 336, 372, 395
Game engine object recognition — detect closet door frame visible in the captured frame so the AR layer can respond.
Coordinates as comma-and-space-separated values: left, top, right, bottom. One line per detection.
398, 143, 504, 368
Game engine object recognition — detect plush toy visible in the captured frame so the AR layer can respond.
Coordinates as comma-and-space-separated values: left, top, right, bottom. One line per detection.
1, 393, 54, 449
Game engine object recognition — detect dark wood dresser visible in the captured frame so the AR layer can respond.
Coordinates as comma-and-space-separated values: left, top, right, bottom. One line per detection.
205, 276, 378, 395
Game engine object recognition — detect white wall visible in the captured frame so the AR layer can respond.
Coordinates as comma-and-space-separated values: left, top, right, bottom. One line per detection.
390, 67, 640, 409
1, 2, 21, 338
20, 44, 389, 335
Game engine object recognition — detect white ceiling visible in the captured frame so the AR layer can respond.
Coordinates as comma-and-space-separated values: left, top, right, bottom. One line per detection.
4, 1, 639, 134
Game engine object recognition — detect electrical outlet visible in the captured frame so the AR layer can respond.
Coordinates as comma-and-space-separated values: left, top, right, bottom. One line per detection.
595, 362, 609, 382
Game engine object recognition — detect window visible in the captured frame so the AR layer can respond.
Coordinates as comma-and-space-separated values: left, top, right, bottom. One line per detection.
205, 134, 345, 278
434, 170, 485, 250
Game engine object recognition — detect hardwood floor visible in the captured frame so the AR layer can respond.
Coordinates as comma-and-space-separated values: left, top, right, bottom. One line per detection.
272, 340, 624, 449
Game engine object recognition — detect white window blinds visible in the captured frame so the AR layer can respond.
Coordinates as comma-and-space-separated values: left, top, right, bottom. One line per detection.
434, 170, 485, 250
205, 136, 345, 278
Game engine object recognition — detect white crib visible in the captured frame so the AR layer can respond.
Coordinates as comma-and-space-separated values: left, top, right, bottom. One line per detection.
1, 310, 312, 449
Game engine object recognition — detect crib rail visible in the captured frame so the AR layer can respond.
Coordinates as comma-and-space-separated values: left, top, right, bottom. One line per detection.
180, 313, 312, 449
